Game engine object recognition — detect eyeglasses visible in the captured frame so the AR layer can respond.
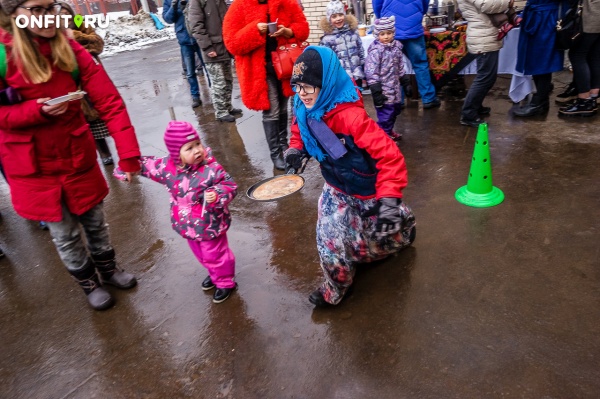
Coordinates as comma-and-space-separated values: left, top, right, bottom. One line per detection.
18, 3, 62, 16
291, 84, 317, 94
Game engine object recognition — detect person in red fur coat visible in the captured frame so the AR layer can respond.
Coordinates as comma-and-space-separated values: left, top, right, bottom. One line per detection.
223, 0, 309, 170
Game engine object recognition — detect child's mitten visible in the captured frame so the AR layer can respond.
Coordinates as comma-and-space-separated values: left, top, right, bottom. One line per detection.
370, 83, 388, 108
374, 197, 403, 238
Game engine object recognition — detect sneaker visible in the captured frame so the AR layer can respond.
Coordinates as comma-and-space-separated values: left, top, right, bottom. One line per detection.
213, 284, 237, 303
555, 83, 577, 104
558, 98, 597, 117
217, 114, 236, 123
478, 106, 491, 115
423, 97, 441, 109
228, 108, 243, 115
201, 275, 215, 291
192, 97, 202, 108
460, 117, 486, 127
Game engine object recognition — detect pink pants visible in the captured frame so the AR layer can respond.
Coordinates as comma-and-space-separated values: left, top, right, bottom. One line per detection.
188, 233, 236, 289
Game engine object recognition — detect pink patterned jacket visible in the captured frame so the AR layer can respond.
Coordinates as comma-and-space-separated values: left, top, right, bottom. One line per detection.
118, 148, 237, 241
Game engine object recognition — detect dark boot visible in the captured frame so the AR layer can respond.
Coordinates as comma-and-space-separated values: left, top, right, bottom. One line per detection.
558, 98, 597, 117
278, 113, 290, 154
263, 120, 286, 170
95, 139, 113, 165
92, 249, 137, 289
70, 260, 114, 311
513, 99, 549, 117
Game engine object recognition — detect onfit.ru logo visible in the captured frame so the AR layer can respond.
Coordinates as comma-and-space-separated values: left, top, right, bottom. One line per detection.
14, 14, 110, 29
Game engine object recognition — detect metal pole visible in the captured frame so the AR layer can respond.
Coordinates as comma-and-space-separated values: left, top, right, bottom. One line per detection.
140, 0, 150, 12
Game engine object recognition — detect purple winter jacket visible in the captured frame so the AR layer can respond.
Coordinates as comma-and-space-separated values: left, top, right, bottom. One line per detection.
364, 39, 405, 104
133, 148, 237, 241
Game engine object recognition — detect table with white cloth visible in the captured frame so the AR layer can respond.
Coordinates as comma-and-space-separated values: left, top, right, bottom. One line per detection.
361, 28, 533, 102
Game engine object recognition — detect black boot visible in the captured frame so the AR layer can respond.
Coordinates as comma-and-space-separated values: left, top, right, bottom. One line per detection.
263, 120, 286, 170
95, 139, 113, 165
513, 99, 549, 117
92, 249, 137, 289
70, 260, 114, 310
278, 113, 290, 154
558, 98, 597, 117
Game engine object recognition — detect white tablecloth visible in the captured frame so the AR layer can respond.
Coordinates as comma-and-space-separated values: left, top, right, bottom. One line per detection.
361, 28, 534, 102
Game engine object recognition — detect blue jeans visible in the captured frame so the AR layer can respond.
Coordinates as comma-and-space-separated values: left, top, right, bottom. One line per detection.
400, 36, 437, 104
180, 43, 205, 98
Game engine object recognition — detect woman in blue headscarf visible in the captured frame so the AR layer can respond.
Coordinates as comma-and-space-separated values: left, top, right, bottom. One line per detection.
283, 46, 416, 307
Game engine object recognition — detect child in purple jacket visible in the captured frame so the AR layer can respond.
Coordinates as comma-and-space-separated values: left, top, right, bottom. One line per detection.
115, 121, 238, 303
364, 16, 405, 141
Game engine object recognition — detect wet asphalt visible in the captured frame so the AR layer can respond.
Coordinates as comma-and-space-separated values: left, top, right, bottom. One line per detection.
1, 40, 599, 398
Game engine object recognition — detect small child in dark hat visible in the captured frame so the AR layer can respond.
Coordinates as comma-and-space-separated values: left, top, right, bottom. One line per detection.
318, 0, 366, 89
114, 121, 239, 304
284, 46, 416, 307
364, 16, 405, 141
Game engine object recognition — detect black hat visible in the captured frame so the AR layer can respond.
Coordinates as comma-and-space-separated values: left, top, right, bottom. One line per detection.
290, 49, 323, 88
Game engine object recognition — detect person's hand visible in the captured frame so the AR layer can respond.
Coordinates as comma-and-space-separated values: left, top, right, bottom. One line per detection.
205, 191, 217, 204
207, 51, 217, 58
374, 198, 403, 238
369, 83, 388, 108
271, 25, 293, 38
124, 171, 138, 183
257, 23, 268, 34
38, 98, 69, 116
284, 148, 303, 173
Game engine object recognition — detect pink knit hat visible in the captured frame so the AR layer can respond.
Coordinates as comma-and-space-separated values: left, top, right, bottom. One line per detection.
164, 121, 200, 160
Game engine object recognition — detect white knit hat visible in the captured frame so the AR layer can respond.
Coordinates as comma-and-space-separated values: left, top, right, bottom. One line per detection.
326, 0, 345, 21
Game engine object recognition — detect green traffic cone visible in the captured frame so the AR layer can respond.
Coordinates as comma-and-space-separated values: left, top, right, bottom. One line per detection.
455, 123, 504, 207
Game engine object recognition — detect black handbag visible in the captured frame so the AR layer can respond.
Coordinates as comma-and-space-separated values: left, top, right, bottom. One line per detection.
555, 0, 583, 50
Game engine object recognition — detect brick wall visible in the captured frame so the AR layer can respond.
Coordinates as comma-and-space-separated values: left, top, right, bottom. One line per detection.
301, 0, 373, 44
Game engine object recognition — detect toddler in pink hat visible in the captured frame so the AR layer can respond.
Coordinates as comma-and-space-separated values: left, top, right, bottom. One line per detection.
115, 121, 239, 303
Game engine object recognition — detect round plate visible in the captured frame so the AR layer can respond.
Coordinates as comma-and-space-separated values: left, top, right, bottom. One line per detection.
246, 174, 305, 202
430, 27, 447, 34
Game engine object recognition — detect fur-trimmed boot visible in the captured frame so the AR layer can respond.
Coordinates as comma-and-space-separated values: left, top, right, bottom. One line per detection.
92, 249, 137, 289
263, 120, 286, 170
70, 260, 114, 310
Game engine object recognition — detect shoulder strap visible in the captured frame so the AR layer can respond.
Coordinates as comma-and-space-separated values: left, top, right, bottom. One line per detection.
0, 43, 7, 81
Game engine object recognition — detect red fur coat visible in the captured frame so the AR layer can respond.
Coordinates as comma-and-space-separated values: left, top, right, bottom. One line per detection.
223, 0, 309, 111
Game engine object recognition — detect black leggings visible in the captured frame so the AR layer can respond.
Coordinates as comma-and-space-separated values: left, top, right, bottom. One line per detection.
532, 73, 553, 105
569, 33, 600, 94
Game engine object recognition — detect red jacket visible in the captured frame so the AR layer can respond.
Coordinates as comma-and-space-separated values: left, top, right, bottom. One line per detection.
0, 31, 140, 222
223, 0, 309, 110
290, 99, 408, 199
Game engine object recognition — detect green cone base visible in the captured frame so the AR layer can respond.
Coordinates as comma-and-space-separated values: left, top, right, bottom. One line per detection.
455, 185, 504, 208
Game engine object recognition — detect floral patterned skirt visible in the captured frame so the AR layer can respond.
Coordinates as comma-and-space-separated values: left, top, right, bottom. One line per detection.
315, 183, 416, 305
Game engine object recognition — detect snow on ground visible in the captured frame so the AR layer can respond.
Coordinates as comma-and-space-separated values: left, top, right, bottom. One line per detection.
96, 9, 176, 57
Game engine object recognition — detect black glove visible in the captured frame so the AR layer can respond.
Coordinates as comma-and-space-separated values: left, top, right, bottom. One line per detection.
375, 197, 403, 238
369, 83, 388, 108
284, 148, 303, 174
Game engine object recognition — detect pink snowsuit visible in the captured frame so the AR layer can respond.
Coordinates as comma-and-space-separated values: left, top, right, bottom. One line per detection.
118, 148, 237, 288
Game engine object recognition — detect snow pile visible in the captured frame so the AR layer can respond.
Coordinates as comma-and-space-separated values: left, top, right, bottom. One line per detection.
98, 10, 176, 56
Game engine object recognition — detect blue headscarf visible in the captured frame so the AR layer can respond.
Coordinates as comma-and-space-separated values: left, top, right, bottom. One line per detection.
293, 46, 359, 162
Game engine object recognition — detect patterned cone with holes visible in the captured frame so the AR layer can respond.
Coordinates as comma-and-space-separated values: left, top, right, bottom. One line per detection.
455, 123, 504, 207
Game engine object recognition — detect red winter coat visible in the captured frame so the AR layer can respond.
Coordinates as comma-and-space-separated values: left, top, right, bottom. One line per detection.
0, 31, 140, 222
290, 98, 408, 199
223, 0, 309, 110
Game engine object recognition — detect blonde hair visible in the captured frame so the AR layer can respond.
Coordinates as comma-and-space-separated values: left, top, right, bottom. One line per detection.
8, 17, 77, 84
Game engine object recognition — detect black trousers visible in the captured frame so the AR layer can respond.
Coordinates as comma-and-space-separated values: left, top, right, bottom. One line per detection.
569, 33, 600, 94
531, 73, 553, 105
461, 51, 499, 120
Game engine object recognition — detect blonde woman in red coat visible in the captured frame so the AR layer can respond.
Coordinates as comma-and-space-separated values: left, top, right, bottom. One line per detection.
0, 0, 141, 310
223, 0, 309, 170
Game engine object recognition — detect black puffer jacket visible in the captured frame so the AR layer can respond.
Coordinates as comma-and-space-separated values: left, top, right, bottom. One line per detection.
188, 0, 231, 62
